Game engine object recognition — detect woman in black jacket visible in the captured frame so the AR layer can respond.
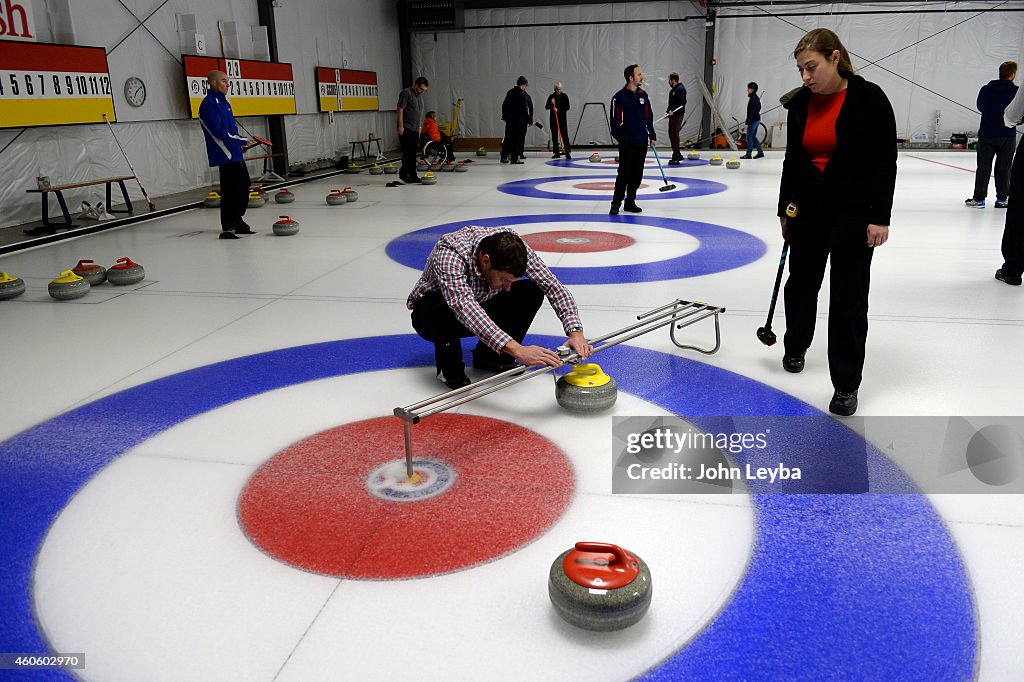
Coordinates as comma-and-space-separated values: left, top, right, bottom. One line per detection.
777, 28, 897, 416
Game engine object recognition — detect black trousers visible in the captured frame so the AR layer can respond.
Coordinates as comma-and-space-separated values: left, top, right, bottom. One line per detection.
410, 280, 545, 373
501, 121, 527, 161
549, 113, 570, 156
400, 128, 419, 180
612, 139, 647, 207
974, 135, 1016, 201
668, 113, 684, 160
218, 161, 250, 230
1000, 135, 1024, 277
784, 215, 874, 393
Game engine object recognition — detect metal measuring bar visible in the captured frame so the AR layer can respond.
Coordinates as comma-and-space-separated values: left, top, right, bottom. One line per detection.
392, 299, 725, 478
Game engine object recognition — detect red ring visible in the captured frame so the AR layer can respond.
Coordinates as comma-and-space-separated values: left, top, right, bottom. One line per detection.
523, 230, 636, 253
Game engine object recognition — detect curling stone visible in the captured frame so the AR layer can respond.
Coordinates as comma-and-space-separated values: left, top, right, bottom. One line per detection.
342, 187, 358, 202
272, 215, 300, 236
476, 147, 487, 157
687, 150, 700, 160
442, 161, 456, 172
203, 191, 222, 208
0, 271, 26, 300
421, 172, 437, 185
555, 363, 617, 412
326, 189, 347, 205
251, 184, 267, 198
347, 165, 363, 174
384, 163, 398, 175
417, 159, 428, 169
106, 257, 145, 286
454, 161, 468, 173
709, 155, 723, 166
549, 542, 652, 631
589, 152, 602, 163
726, 158, 741, 169
48, 270, 90, 300
247, 192, 266, 208
369, 164, 384, 175
428, 162, 442, 172
274, 189, 295, 204
71, 259, 106, 286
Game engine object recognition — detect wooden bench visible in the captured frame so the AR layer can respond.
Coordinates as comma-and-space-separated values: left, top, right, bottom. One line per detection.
24, 175, 135, 235
349, 135, 383, 164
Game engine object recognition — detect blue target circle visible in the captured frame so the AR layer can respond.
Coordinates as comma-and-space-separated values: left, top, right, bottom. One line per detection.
498, 174, 726, 201
546, 157, 709, 170
0, 335, 975, 680
385, 214, 765, 285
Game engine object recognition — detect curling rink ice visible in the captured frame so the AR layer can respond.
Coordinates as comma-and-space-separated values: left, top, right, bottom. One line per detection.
1, 149, 1023, 680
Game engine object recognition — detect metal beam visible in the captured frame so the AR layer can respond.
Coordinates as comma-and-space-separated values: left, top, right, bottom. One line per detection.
257, 0, 288, 177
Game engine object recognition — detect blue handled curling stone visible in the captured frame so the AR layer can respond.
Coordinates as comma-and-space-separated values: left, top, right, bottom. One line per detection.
549, 542, 653, 631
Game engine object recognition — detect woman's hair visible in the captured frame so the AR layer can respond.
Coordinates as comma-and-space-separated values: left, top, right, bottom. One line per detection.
794, 28, 855, 77
425, 111, 436, 119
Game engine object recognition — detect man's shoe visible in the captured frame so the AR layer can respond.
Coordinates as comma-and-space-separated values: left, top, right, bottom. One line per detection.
437, 367, 471, 390
668, 159, 680, 165
995, 269, 1022, 285
552, 154, 561, 159
234, 225, 256, 235
995, 199, 1008, 208
609, 204, 620, 215
741, 154, 752, 159
829, 390, 858, 417
754, 152, 765, 159
406, 176, 422, 183
965, 198, 985, 208
565, 154, 571, 159
500, 157, 509, 164
219, 231, 239, 240
623, 203, 642, 213
782, 353, 805, 373
511, 159, 524, 164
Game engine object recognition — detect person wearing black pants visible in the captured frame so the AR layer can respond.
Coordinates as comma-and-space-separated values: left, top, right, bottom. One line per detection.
397, 77, 429, 183
666, 72, 686, 164
609, 64, 656, 214
198, 70, 254, 239
218, 161, 251, 233
778, 29, 897, 417
545, 83, 571, 159
501, 76, 539, 164
967, 61, 1017, 209
998, 139, 1024, 284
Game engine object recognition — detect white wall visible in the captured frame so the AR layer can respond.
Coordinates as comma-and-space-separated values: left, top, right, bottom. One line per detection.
0, 0, 402, 229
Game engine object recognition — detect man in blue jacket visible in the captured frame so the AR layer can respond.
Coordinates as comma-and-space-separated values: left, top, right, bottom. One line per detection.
967, 61, 1018, 209
609, 64, 655, 214
741, 81, 764, 159
199, 70, 253, 239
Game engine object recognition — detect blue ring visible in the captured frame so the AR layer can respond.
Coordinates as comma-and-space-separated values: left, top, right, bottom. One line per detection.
0, 335, 974, 680
385, 214, 765, 285
546, 157, 710, 170
498, 174, 726, 201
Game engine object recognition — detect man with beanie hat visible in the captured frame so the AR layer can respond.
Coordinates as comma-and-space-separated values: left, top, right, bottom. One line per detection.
501, 76, 542, 164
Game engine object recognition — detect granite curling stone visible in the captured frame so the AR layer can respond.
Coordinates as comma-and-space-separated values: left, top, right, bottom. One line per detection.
369, 164, 384, 175
442, 161, 456, 172
476, 147, 487, 156
346, 165, 363, 174
726, 158, 741, 169
203, 191, 222, 208
428, 162, 442, 172
687, 150, 700, 160
454, 161, 468, 173
342, 187, 358, 202
709, 155, 724, 166
421, 171, 437, 185
274, 189, 295, 203
326, 189, 347, 205
48, 270, 90, 300
555, 363, 617, 412
549, 542, 652, 631
383, 163, 398, 175
589, 152, 602, 162
71, 259, 106, 286
0, 271, 26, 300
273, 215, 300, 236
247, 192, 266, 208
106, 257, 145, 286
251, 184, 268, 199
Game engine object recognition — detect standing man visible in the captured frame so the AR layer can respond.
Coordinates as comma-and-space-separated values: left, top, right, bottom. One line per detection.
501, 76, 541, 164
199, 70, 253, 240
666, 72, 687, 164
407, 226, 593, 388
546, 83, 571, 159
741, 81, 765, 159
966, 61, 1018, 209
397, 76, 429, 184
995, 82, 1024, 285
609, 64, 656, 215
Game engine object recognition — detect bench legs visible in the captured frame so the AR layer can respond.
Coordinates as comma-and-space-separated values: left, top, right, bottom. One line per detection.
107, 180, 133, 214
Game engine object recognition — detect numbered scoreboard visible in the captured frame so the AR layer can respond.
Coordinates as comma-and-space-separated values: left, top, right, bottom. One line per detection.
184, 55, 296, 118
316, 67, 378, 112
0, 41, 116, 129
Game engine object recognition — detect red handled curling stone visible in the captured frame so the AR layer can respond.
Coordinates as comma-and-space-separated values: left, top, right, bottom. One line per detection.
589, 152, 602, 163
549, 542, 652, 631
442, 161, 456, 172
48, 270, 90, 300
274, 189, 295, 203
272, 215, 300, 236
71, 259, 107, 286
106, 257, 145, 286
326, 189, 347, 205
341, 187, 358, 202
0, 272, 26, 300
454, 161, 468, 173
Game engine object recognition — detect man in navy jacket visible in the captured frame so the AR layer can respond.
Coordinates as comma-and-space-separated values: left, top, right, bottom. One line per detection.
609, 64, 656, 214
199, 70, 253, 239
666, 72, 686, 164
967, 61, 1018, 209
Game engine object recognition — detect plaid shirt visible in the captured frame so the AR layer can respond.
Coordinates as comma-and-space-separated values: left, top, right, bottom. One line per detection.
407, 225, 583, 352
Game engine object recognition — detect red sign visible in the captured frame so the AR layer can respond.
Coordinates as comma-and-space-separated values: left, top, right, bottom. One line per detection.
184, 55, 296, 118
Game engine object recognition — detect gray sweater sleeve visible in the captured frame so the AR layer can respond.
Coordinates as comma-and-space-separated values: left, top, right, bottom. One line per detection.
1005, 86, 1024, 128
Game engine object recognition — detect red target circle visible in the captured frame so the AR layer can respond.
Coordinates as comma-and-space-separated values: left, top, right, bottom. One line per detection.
573, 181, 650, 191
238, 414, 574, 579
522, 230, 636, 253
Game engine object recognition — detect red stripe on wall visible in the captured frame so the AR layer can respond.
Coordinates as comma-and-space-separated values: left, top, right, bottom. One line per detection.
184, 55, 292, 82
0, 41, 109, 73
317, 67, 377, 85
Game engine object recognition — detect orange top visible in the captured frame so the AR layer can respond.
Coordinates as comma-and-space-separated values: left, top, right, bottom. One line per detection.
803, 88, 847, 173
421, 117, 441, 143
